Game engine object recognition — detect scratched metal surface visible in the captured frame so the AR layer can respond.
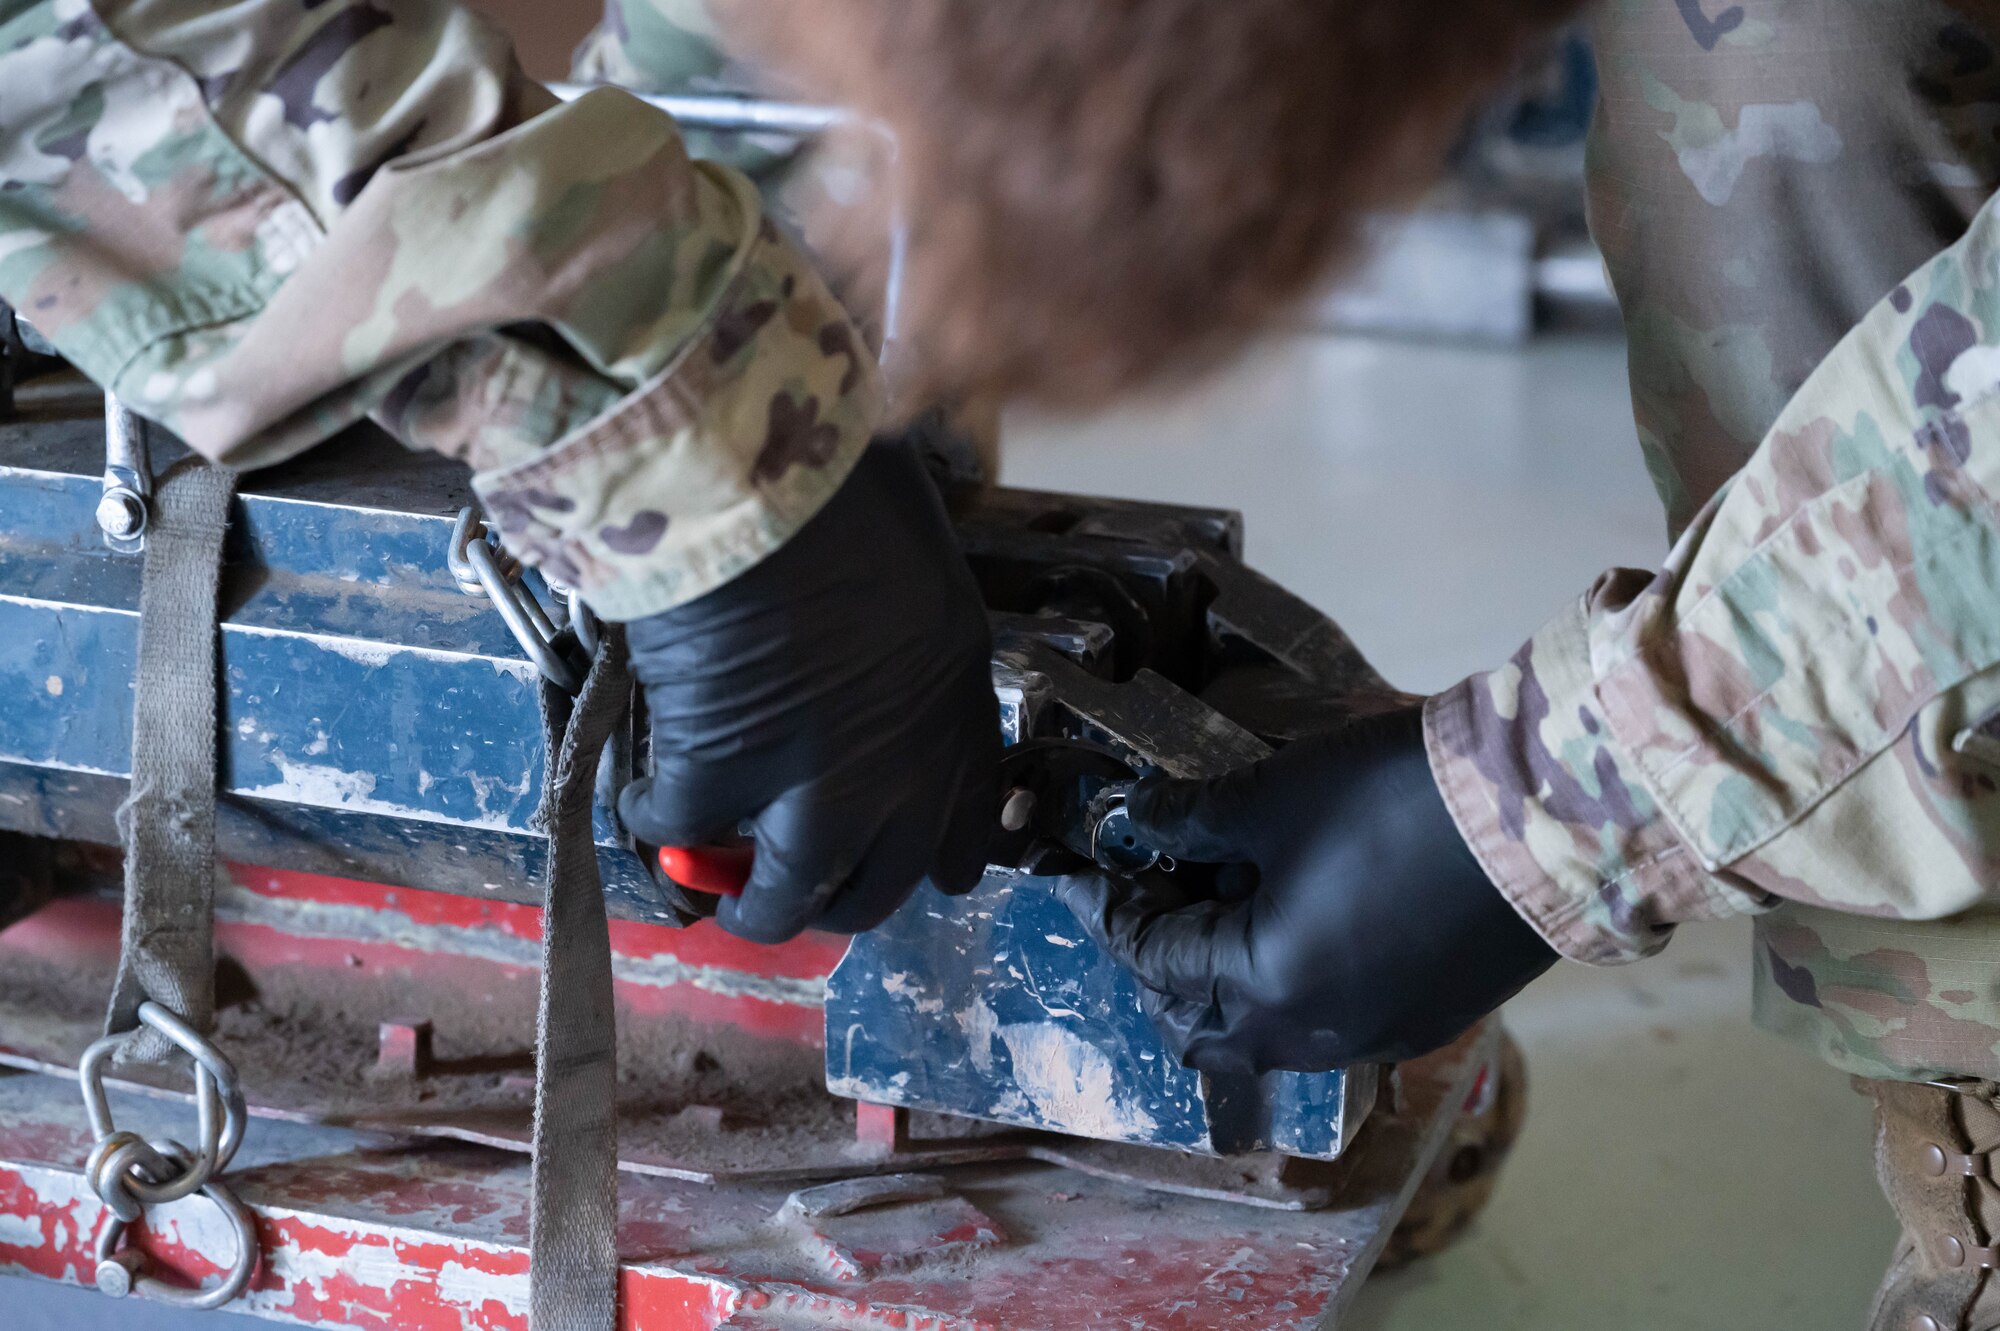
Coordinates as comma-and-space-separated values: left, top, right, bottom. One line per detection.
0, 866, 1377, 1211
0, 419, 670, 923
828, 871, 1366, 1160
0, 1027, 1495, 1331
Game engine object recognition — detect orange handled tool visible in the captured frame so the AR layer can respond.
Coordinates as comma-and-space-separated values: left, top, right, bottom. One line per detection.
656, 842, 755, 897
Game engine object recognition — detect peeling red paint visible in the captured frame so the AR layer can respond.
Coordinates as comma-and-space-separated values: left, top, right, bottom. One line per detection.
226, 865, 849, 983
1, 1120, 1360, 1331
0, 1170, 90, 1282
4, 872, 832, 1047
213, 914, 826, 1046
0, 1166, 748, 1331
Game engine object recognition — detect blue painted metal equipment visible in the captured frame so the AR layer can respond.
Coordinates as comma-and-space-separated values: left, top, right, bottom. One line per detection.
0, 414, 661, 921
0, 399, 1396, 1164
825, 487, 1397, 1160
828, 868, 1377, 1158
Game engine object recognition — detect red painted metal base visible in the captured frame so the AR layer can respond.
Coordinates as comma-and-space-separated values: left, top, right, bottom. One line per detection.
0, 865, 1497, 1328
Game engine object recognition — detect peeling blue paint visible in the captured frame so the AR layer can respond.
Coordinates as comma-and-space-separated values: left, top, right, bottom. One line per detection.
0, 424, 665, 922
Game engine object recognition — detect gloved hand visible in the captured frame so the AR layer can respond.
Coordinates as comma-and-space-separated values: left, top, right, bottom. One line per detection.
1057, 705, 1555, 1073
617, 442, 999, 943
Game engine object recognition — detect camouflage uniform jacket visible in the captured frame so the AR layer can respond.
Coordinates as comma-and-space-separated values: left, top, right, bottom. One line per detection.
0, 0, 882, 622
1429, 0, 2000, 1082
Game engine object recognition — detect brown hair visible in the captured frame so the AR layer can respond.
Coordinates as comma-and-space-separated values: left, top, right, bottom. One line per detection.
730, 0, 1587, 413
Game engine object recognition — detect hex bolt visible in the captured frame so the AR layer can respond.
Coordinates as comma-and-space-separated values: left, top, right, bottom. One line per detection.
96, 487, 147, 541
999, 787, 1037, 833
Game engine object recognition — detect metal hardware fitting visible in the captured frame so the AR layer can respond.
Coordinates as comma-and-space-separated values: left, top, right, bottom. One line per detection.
99, 394, 151, 552
94, 1176, 259, 1309
448, 508, 586, 694
79, 1002, 246, 1214
1088, 790, 1169, 876
80, 1001, 257, 1308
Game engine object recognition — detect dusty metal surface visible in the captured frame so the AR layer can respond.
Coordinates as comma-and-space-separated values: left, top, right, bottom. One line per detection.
0, 1022, 1495, 1329
0, 868, 1385, 1207
0, 821, 1496, 1326
0, 868, 1034, 1186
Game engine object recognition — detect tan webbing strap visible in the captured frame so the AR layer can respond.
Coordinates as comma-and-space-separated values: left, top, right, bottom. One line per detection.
106, 458, 236, 1063
529, 629, 630, 1331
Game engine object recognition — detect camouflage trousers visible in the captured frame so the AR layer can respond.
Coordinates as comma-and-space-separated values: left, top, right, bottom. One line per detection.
1864, 1078, 2000, 1331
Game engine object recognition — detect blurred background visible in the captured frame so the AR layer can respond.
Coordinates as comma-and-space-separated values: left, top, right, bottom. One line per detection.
8, 14, 1901, 1330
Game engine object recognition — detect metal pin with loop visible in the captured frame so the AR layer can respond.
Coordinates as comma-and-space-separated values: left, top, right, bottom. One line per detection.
78, 1002, 258, 1308
97, 395, 152, 554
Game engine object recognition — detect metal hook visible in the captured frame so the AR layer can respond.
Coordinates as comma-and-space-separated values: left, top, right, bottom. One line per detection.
448, 508, 584, 694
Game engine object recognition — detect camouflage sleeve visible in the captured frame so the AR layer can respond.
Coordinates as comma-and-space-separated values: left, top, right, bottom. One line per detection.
1427, 188, 2000, 967
0, 0, 879, 620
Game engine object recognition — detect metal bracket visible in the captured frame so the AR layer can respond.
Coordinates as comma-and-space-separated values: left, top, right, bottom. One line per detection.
98, 394, 152, 553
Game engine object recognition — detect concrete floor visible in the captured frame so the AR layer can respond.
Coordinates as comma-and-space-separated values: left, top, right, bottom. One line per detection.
8, 332, 1897, 1328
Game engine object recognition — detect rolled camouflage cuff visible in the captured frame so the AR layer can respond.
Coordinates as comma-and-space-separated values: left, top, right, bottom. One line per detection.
473, 197, 883, 621
1424, 592, 1748, 967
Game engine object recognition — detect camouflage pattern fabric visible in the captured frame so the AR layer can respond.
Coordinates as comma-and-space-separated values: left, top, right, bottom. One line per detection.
0, 0, 879, 620
569, 0, 799, 184
572, 0, 733, 95
1428, 0, 2000, 1081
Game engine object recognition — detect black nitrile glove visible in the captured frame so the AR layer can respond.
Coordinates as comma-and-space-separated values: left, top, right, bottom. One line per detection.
1057, 705, 1555, 1073
617, 442, 998, 943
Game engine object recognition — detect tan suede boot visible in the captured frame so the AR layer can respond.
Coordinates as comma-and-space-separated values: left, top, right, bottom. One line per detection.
1862, 1078, 2000, 1331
